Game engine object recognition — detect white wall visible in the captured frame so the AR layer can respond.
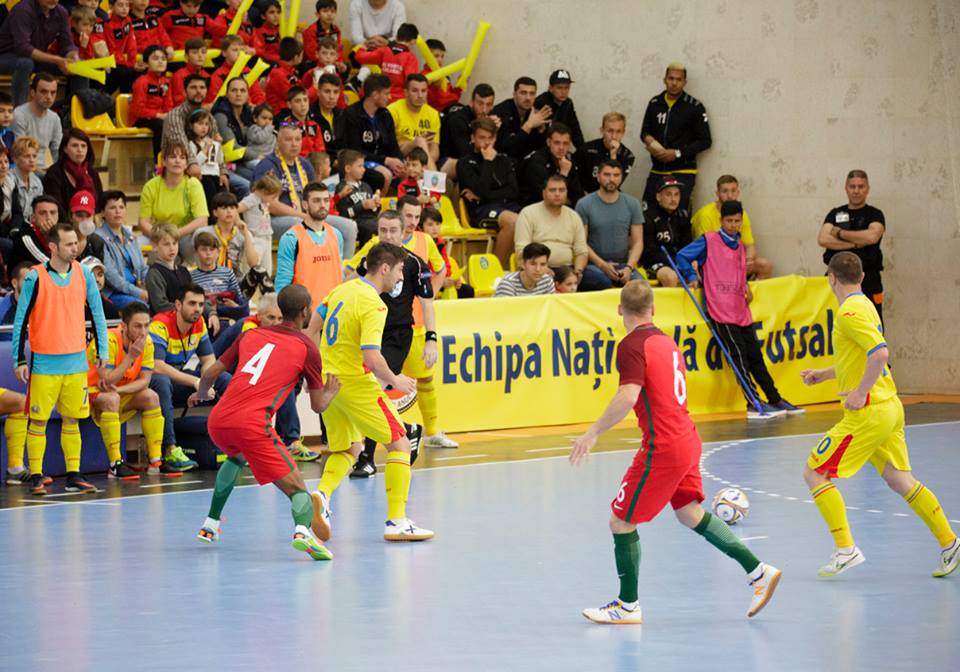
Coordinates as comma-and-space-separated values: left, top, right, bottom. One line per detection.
336, 0, 960, 393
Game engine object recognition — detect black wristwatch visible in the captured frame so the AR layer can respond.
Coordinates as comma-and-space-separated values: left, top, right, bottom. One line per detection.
425, 331, 438, 342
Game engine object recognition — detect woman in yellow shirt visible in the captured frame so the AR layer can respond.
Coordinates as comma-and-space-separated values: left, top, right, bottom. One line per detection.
138, 143, 209, 259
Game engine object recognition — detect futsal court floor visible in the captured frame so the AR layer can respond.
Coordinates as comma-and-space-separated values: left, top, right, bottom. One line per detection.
1, 400, 958, 671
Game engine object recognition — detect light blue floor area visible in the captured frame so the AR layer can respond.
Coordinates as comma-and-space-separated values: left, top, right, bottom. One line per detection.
1, 423, 959, 671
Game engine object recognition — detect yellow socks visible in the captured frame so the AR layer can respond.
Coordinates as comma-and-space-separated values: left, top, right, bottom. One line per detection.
100, 411, 122, 464
26, 420, 47, 475
318, 451, 357, 498
385, 451, 411, 520
417, 381, 439, 436
61, 421, 82, 473
811, 481, 854, 548
142, 408, 165, 463
905, 482, 957, 547
4, 411, 27, 470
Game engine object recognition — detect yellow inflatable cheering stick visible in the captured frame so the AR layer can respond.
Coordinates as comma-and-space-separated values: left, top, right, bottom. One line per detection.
215, 51, 253, 98
455, 20, 491, 90
66, 55, 117, 85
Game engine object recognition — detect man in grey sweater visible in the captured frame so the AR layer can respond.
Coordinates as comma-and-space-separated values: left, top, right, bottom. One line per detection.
162, 74, 207, 175
350, 0, 407, 48
12, 73, 62, 174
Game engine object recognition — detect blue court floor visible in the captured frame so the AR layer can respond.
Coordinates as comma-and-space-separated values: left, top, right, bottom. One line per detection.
1, 420, 958, 671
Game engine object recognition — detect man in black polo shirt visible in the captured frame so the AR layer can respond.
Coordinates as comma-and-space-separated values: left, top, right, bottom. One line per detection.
492, 76, 552, 161
639, 63, 712, 212
312, 73, 345, 162
519, 123, 584, 206
341, 73, 403, 192
818, 169, 886, 321
533, 69, 584, 150
639, 176, 692, 287
578, 111, 636, 194
440, 83, 496, 163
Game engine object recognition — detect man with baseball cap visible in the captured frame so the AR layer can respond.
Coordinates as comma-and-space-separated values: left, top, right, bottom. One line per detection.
69, 190, 105, 263
639, 176, 692, 287
533, 69, 584, 149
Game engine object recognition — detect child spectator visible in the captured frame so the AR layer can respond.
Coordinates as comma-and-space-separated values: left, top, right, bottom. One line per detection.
676, 199, 801, 419
553, 265, 578, 293
194, 192, 259, 275
276, 87, 325, 155
101, 0, 140, 93
186, 108, 228, 205
334, 148, 379, 245
396, 146, 440, 206
312, 73, 345, 157
131, 45, 174, 158
252, 0, 283, 64
238, 173, 282, 275
209, 35, 266, 105
304, 37, 347, 108
302, 0, 343, 67
172, 38, 211, 107
422, 38, 462, 111
191, 230, 250, 336
77, 0, 109, 21
161, 0, 210, 50
495, 242, 555, 297
70, 6, 106, 61
265, 36, 304, 113
420, 205, 473, 298
309, 151, 331, 182
82, 255, 121, 319
130, 0, 174, 60
145, 223, 193, 314
208, 0, 256, 46
0, 94, 15, 157
8, 137, 43, 229
354, 22, 419, 102
246, 104, 277, 161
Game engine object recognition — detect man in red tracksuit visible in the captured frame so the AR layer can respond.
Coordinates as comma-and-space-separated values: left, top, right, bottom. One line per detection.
354, 23, 419, 103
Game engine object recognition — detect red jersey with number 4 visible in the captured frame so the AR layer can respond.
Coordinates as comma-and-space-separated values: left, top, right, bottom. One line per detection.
617, 324, 700, 458
209, 325, 324, 427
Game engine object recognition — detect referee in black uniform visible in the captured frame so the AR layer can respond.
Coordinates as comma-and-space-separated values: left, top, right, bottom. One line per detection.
817, 169, 886, 322
350, 210, 436, 478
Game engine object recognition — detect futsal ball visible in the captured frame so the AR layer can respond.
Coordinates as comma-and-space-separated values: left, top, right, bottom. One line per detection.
711, 487, 750, 525
385, 386, 418, 414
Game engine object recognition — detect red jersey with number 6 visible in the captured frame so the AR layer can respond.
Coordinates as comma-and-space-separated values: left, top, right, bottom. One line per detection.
617, 324, 700, 459
209, 324, 324, 427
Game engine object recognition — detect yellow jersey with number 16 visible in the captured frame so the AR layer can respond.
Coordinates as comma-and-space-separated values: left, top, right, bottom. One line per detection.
833, 292, 897, 406
317, 278, 388, 378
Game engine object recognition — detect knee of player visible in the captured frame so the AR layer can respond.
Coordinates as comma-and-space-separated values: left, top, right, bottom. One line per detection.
139, 388, 161, 408
880, 466, 915, 495
608, 514, 635, 534
802, 464, 826, 488
100, 393, 121, 412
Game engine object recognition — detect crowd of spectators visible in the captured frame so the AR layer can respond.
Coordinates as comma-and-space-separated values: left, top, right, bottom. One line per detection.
0, 0, 889, 480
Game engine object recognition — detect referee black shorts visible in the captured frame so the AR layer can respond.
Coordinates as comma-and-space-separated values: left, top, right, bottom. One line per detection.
381, 327, 414, 375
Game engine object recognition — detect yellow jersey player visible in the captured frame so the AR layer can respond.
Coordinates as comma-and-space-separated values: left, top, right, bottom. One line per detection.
309, 242, 434, 543
802, 252, 959, 578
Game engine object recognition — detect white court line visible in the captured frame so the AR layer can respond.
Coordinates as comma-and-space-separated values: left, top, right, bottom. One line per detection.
525, 446, 570, 453
2, 420, 957, 512
79, 501, 122, 507
139, 480, 204, 489
42, 491, 102, 499
465, 432, 532, 439
432, 454, 488, 462
18, 499, 68, 507
739, 536, 769, 542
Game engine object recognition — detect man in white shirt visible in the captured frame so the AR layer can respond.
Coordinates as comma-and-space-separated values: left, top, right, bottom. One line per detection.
350, 0, 407, 49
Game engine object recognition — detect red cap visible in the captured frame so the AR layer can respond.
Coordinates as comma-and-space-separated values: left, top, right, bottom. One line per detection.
70, 191, 96, 215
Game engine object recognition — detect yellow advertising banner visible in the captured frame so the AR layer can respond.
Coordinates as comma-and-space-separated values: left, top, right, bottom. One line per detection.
431, 275, 840, 432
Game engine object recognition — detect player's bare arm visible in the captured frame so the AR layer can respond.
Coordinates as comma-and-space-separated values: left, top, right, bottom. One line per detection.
190, 360, 227, 407
419, 297, 438, 368
308, 375, 341, 413
154, 359, 204, 389
363, 348, 416, 395
844, 346, 888, 411
570, 383, 642, 466
800, 367, 836, 386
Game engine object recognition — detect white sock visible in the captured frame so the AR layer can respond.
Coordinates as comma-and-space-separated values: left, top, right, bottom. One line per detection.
619, 600, 639, 611
203, 516, 220, 530
837, 545, 856, 555
748, 564, 765, 582
7, 465, 25, 475
295, 524, 314, 539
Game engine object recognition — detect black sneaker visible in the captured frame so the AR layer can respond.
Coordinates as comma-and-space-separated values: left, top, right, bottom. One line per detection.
407, 423, 422, 466
30, 473, 46, 496
108, 461, 140, 481
349, 456, 376, 479
65, 472, 97, 493
6, 468, 31, 485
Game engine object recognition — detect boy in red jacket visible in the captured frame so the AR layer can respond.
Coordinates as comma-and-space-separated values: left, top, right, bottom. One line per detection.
354, 22, 419, 102
252, 0, 283, 64
264, 37, 304, 114
161, 0, 210, 50
101, 0, 140, 93
172, 38, 211, 106
302, 0, 343, 67
207, 0, 256, 47
422, 39, 462, 111
276, 87, 325, 156
131, 45, 174, 157
70, 6, 106, 60
131, 0, 174, 60
209, 35, 266, 105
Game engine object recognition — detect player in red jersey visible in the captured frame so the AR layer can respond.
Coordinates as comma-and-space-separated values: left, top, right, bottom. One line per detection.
570, 280, 781, 624
192, 284, 340, 561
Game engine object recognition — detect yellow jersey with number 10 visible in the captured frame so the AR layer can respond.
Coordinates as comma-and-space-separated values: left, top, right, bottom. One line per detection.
833, 293, 897, 406
317, 278, 388, 378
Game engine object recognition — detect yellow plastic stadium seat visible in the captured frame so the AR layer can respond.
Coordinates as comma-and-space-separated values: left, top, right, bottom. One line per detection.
381, 196, 397, 212
438, 257, 462, 300
468, 254, 503, 297
116, 94, 147, 131
509, 253, 517, 272
70, 97, 144, 137
455, 197, 495, 236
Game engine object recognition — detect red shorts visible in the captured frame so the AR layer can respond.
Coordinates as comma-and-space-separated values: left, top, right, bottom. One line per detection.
208, 421, 295, 485
611, 448, 704, 524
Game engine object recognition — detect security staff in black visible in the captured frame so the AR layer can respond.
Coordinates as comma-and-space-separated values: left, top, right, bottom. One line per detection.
818, 169, 886, 321
439, 83, 495, 160
639, 177, 692, 287
577, 113, 636, 194
519, 122, 584, 206
492, 76, 552, 161
341, 74, 402, 192
350, 216, 434, 478
532, 69, 584, 149
639, 64, 712, 213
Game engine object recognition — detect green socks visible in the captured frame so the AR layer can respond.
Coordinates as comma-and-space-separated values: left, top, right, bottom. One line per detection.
207, 457, 245, 520
290, 490, 313, 528
694, 512, 760, 573
613, 531, 641, 603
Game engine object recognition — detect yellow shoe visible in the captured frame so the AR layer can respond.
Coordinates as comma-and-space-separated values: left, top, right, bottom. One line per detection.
582, 599, 642, 624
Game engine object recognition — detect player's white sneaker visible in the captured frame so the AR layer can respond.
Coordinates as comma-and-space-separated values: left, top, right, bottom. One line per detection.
422, 432, 459, 449
582, 599, 643, 625
933, 539, 960, 578
197, 517, 221, 543
818, 546, 865, 577
310, 491, 332, 541
747, 564, 781, 617
384, 518, 434, 541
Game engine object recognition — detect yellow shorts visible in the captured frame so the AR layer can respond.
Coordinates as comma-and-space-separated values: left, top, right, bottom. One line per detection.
323, 374, 405, 453
27, 372, 90, 420
91, 393, 139, 425
402, 328, 435, 380
807, 396, 910, 478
